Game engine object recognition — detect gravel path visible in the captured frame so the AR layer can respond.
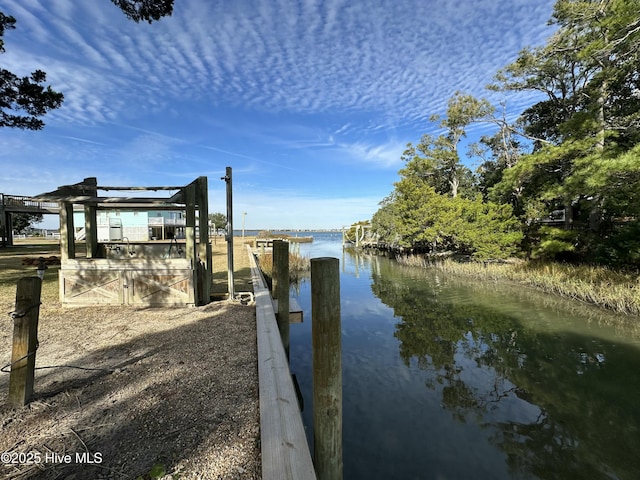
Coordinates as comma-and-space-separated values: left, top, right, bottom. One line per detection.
0, 240, 260, 480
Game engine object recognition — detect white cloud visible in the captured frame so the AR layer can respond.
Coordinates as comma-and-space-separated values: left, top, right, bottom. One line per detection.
0, 0, 559, 230
1, 0, 556, 130
334, 140, 407, 169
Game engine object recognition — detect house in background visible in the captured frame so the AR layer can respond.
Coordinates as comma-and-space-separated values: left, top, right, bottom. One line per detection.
73, 209, 186, 241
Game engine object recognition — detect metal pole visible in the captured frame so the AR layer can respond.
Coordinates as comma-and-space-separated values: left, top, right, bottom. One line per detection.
242, 211, 247, 239
222, 167, 234, 299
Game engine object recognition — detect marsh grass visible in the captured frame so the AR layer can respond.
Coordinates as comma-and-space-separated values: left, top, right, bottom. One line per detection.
397, 254, 640, 316
257, 250, 310, 285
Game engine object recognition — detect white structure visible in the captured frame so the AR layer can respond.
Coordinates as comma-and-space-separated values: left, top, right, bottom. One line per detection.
73, 209, 186, 241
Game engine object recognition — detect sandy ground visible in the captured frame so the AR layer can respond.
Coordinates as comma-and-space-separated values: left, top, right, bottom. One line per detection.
0, 238, 260, 480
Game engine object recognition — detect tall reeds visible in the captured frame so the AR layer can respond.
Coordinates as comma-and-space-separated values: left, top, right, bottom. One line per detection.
396, 254, 640, 316
257, 250, 310, 283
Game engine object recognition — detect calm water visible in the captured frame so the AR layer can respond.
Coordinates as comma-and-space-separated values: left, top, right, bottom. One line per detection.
287, 232, 640, 480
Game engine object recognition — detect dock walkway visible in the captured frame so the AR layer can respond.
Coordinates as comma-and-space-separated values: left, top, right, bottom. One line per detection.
247, 246, 316, 480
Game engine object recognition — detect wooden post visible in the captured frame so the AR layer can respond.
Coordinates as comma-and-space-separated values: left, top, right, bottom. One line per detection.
84, 204, 98, 258
185, 183, 198, 305
59, 202, 75, 261
273, 240, 290, 356
185, 183, 197, 261
1, 198, 11, 247
83, 178, 98, 258
271, 240, 280, 299
8, 277, 42, 408
311, 257, 343, 480
197, 176, 211, 303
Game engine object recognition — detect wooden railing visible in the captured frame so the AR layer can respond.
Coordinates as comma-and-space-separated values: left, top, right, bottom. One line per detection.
1, 194, 60, 213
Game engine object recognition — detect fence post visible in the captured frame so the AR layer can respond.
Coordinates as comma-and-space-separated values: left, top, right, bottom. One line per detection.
273, 240, 290, 357
8, 277, 42, 408
311, 257, 343, 480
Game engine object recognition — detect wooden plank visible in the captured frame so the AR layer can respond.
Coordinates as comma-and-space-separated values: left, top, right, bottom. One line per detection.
247, 246, 316, 480
289, 297, 303, 323
60, 270, 123, 305
129, 270, 193, 306
272, 297, 304, 323
61, 258, 191, 270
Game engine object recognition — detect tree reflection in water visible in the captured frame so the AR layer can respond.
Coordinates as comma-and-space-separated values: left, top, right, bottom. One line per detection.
368, 255, 640, 479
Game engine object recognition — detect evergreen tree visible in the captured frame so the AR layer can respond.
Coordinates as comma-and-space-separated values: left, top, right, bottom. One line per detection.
0, 13, 63, 130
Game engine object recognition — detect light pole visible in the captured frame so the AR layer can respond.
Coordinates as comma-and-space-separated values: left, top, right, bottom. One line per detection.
221, 167, 234, 300
242, 212, 247, 239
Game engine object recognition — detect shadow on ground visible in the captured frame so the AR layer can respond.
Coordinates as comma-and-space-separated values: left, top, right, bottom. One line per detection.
0, 302, 259, 480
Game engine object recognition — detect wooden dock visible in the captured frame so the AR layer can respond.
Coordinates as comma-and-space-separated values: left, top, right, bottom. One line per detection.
247, 246, 316, 480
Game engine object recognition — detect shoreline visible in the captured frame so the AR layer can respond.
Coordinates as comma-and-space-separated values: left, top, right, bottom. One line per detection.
394, 254, 640, 317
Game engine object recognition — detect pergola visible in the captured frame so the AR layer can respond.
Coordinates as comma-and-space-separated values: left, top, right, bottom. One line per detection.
35, 177, 212, 307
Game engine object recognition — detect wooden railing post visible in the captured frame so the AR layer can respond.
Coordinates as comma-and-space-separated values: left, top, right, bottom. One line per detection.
273, 240, 290, 356
59, 202, 75, 261
311, 257, 343, 480
8, 277, 42, 408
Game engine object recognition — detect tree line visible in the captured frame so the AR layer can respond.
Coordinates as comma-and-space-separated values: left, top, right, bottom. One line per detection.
371, 0, 640, 267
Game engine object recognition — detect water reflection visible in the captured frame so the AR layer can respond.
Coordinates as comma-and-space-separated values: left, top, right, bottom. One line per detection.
368, 254, 640, 479
289, 237, 640, 479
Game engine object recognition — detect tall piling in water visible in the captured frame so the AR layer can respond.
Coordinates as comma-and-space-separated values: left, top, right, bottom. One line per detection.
311, 257, 343, 480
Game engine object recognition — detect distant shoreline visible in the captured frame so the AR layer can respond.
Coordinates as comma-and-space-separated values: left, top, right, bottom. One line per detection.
232, 228, 342, 234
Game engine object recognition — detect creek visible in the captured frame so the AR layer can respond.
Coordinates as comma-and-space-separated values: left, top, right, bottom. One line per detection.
287, 232, 640, 479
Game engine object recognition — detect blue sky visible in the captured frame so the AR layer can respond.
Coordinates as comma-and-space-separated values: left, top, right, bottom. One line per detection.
0, 0, 555, 230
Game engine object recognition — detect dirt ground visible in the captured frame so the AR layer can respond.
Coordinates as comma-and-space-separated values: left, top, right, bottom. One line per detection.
0, 238, 260, 480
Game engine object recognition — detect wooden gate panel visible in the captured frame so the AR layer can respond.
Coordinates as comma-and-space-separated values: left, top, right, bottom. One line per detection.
60, 270, 124, 305
128, 270, 194, 306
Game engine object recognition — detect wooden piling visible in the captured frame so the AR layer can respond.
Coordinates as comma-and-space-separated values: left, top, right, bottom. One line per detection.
8, 277, 42, 408
273, 240, 290, 357
311, 257, 343, 480
271, 240, 281, 299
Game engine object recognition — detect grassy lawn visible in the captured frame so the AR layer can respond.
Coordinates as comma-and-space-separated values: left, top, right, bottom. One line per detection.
0, 240, 67, 307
